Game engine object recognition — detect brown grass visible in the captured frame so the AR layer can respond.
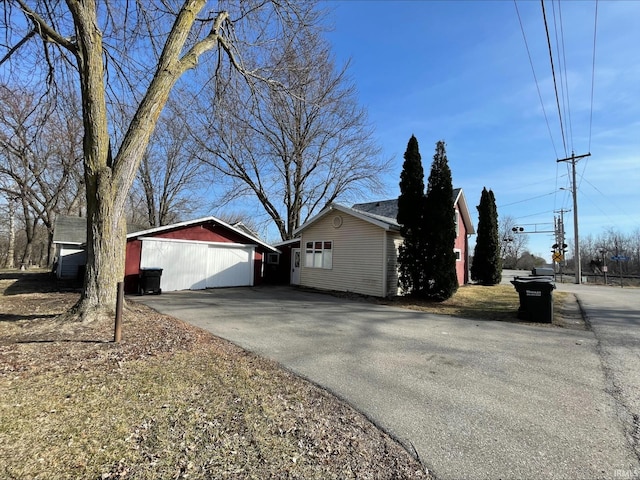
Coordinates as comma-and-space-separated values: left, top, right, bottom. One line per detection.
0, 271, 430, 480
389, 284, 569, 324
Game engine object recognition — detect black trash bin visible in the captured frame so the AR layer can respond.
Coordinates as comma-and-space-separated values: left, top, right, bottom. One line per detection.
139, 268, 163, 295
510, 276, 555, 323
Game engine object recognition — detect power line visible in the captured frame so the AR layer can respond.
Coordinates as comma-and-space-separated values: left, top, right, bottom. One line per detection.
498, 191, 556, 208
553, 0, 574, 153
541, 0, 568, 157
588, 0, 599, 153
513, 0, 559, 159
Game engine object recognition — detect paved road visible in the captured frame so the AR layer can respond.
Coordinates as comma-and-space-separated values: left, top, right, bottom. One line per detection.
557, 281, 640, 474
135, 284, 639, 479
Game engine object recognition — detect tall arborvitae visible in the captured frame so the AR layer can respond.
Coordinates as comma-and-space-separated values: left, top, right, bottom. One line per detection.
471, 187, 502, 285
423, 140, 458, 301
397, 135, 426, 295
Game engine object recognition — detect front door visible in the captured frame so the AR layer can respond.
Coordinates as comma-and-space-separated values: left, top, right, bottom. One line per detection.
291, 248, 301, 285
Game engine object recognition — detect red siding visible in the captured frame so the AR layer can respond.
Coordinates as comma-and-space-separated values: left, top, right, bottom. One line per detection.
123, 220, 268, 293
454, 207, 469, 285
124, 239, 142, 293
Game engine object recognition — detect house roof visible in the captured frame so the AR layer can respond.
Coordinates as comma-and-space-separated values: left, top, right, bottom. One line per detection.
351, 188, 475, 235
54, 215, 279, 253
127, 216, 279, 253
294, 203, 400, 236
53, 216, 87, 245
53, 216, 145, 245
272, 238, 301, 248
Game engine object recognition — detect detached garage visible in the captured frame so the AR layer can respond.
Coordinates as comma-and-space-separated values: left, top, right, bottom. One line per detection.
125, 217, 278, 294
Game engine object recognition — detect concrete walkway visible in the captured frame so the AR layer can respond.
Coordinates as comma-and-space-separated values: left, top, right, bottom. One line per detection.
135, 284, 639, 479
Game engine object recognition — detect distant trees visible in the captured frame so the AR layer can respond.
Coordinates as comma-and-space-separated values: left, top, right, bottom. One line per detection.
499, 215, 529, 269
580, 228, 640, 278
0, 82, 84, 267
397, 135, 426, 295
422, 141, 458, 301
131, 101, 206, 228
471, 187, 501, 285
192, 19, 388, 240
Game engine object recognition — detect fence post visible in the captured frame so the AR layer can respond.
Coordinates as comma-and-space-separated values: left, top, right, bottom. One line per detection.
114, 281, 124, 342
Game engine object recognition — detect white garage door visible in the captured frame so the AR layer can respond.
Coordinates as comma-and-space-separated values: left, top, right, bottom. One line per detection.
140, 238, 254, 292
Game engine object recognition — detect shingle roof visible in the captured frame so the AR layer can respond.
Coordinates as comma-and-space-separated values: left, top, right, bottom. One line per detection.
351, 199, 399, 219
351, 188, 474, 235
53, 216, 154, 245
52, 216, 87, 244
352, 189, 463, 220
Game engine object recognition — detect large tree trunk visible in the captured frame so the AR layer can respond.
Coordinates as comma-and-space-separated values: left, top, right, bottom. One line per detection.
68, 0, 116, 319
68, 1, 229, 320
79, 167, 125, 318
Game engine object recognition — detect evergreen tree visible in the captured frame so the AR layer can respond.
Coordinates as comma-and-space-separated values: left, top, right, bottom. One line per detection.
423, 141, 458, 300
471, 187, 502, 285
397, 135, 426, 295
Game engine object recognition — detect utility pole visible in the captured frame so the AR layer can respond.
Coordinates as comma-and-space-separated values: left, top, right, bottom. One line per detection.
557, 152, 590, 284
553, 208, 570, 280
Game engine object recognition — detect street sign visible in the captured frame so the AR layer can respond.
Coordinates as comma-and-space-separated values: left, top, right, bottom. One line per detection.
611, 255, 629, 261
552, 252, 563, 262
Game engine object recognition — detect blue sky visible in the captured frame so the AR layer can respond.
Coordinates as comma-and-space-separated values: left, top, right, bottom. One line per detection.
323, 0, 640, 261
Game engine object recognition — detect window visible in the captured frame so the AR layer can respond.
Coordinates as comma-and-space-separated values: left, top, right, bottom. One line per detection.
305, 241, 333, 269
454, 249, 462, 261
266, 253, 279, 265
454, 210, 460, 236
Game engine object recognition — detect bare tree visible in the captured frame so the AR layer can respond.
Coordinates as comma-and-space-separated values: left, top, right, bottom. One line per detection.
133, 100, 205, 227
193, 22, 389, 240
499, 215, 529, 269
0, 82, 84, 266
2, 1, 316, 320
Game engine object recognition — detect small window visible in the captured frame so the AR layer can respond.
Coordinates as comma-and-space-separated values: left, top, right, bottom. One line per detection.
305, 240, 333, 269
267, 253, 279, 265
454, 249, 462, 261
454, 210, 460, 236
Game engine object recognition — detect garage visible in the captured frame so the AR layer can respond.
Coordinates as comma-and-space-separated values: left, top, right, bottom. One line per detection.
140, 238, 254, 292
124, 216, 279, 294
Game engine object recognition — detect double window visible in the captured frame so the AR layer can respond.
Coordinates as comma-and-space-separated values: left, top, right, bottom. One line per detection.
305, 241, 333, 269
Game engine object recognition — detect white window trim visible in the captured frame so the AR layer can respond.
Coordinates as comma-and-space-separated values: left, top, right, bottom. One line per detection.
454, 248, 462, 261
305, 240, 333, 269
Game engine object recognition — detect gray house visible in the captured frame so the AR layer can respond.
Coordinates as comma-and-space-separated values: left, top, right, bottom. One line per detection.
52, 216, 88, 279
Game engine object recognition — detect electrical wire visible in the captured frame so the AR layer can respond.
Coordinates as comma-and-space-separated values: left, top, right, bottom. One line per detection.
588, 0, 598, 153
553, 0, 574, 153
498, 191, 556, 208
513, 0, 559, 159
541, 0, 568, 157
577, 0, 599, 191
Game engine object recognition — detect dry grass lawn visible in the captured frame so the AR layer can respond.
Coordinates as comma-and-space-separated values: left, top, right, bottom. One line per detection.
389, 284, 570, 325
0, 272, 429, 480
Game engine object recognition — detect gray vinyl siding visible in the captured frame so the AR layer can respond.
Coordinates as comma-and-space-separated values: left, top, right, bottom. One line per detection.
300, 212, 386, 297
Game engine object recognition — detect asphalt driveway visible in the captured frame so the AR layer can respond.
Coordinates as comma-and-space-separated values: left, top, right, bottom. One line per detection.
135, 286, 638, 479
